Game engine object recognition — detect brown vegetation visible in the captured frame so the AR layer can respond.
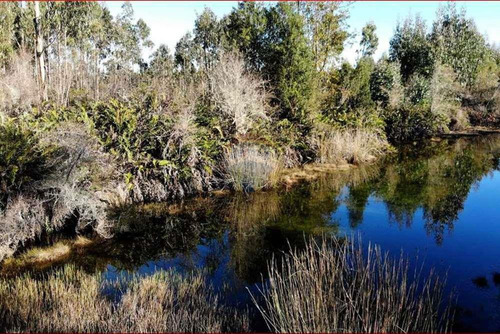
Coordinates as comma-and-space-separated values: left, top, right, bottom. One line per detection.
252, 236, 454, 333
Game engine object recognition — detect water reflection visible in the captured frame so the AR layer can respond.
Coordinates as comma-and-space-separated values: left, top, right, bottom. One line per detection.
3, 134, 500, 331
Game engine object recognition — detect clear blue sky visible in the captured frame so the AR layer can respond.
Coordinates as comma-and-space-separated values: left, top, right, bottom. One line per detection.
106, 1, 500, 64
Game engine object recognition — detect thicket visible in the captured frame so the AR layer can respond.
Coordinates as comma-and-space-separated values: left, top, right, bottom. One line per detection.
0, 2, 499, 258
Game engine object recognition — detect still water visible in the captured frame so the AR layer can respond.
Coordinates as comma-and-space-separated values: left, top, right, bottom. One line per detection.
5, 135, 500, 331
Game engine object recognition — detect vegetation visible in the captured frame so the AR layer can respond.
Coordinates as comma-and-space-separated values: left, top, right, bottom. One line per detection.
0, 236, 454, 333
252, 237, 453, 333
0, 265, 248, 332
0, 2, 498, 330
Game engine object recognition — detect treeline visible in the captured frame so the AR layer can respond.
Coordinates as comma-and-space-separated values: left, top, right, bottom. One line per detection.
0, 2, 499, 259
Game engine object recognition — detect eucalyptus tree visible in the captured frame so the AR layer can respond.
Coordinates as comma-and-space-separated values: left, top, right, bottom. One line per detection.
194, 7, 222, 72
359, 22, 379, 58
174, 32, 197, 74
0, 2, 17, 69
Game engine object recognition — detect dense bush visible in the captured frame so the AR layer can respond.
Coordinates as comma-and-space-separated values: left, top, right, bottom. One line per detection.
383, 105, 443, 143
0, 119, 53, 208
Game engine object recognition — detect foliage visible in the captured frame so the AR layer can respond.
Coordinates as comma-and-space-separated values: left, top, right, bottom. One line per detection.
209, 51, 271, 136
223, 144, 281, 192
370, 57, 403, 108
0, 119, 52, 208
252, 236, 453, 333
299, 1, 350, 71
430, 3, 488, 88
390, 15, 434, 83
359, 22, 379, 58
383, 104, 443, 143
0, 265, 248, 332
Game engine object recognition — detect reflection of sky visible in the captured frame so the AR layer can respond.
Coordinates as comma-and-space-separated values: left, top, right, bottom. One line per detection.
333, 170, 500, 331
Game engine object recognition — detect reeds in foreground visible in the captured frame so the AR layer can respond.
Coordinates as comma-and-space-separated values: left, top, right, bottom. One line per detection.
251, 236, 454, 333
0, 265, 248, 332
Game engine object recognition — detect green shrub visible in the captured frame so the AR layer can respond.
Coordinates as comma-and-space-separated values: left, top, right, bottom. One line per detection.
0, 120, 54, 207
383, 105, 443, 143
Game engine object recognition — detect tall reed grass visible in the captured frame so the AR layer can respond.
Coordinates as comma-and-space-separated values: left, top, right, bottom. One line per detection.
251, 236, 454, 333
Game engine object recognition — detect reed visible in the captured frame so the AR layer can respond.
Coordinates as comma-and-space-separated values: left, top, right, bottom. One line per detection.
0, 265, 248, 332
251, 236, 454, 333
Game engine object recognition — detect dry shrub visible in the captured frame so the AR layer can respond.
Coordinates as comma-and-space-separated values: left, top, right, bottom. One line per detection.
313, 128, 388, 165
252, 236, 454, 333
0, 265, 248, 332
0, 123, 121, 261
0, 196, 48, 261
223, 144, 281, 192
430, 64, 466, 130
210, 51, 271, 136
0, 50, 40, 115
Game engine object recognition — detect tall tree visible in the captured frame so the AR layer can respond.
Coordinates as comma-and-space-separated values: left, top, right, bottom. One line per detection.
390, 15, 434, 83
430, 3, 488, 87
299, 1, 349, 71
33, 1, 47, 101
359, 22, 379, 58
194, 7, 221, 72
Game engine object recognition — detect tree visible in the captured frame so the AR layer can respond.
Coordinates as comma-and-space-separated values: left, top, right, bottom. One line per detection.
222, 2, 267, 71
149, 44, 174, 78
33, 1, 47, 101
174, 32, 197, 74
223, 3, 317, 129
299, 1, 350, 71
0, 2, 17, 69
430, 3, 488, 88
263, 3, 317, 126
359, 22, 378, 58
194, 7, 221, 72
390, 15, 433, 83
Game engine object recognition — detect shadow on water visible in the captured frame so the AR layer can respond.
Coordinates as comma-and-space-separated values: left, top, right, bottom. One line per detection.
3, 134, 500, 331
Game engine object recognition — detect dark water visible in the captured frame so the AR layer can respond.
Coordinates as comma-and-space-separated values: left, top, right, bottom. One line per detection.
5, 135, 500, 332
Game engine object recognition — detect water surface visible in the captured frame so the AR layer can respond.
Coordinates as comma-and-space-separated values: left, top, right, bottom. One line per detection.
4, 135, 500, 332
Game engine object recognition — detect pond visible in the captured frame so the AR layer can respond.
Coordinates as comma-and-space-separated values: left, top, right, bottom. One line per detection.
2, 135, 500, 332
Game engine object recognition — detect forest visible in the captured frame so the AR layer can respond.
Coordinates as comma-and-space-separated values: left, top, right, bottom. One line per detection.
0, 0, 499, 278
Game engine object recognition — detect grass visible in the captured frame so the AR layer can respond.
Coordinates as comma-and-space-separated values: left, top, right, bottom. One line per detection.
224, 144, 282, 192
251, 236, 454, 333
0, 265, 248, 332
314, 129, 389, 165
1, 237, 96, 275
0, 235, 456, 333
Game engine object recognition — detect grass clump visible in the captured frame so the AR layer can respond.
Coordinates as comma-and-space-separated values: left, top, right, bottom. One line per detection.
0, 265, 248, 332
313, 128, 389, 165
223, 144, 281, 192
252, 236, 454, 333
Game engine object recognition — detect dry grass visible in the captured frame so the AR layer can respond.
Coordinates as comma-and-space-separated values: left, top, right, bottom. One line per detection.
251, 236, 454, 333
223, 144, 282, 192
313, 128, 389, 165
0, 265, 248, 332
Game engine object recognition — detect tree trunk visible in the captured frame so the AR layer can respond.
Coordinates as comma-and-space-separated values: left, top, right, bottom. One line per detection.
34, 1, 47, 101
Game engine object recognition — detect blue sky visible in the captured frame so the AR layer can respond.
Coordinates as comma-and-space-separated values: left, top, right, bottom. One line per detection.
105, 1, 500, 64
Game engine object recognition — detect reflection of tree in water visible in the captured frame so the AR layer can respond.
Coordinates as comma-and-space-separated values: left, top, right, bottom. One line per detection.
346, 182, 374, 227
345, 135, 500, 244
227, 182, 342, 283
11, 136, 500, 279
